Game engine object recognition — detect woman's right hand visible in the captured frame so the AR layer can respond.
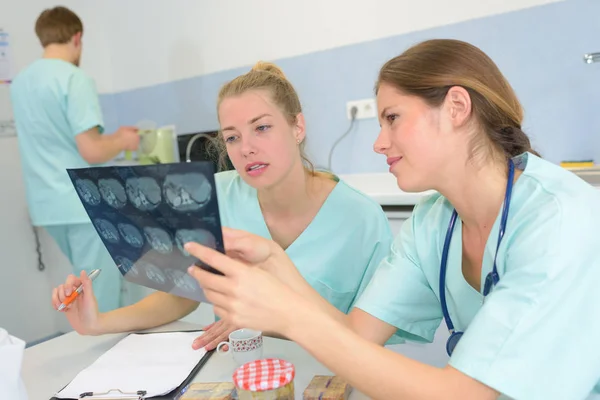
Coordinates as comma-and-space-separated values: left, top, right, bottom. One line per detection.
51, 270, 103, 335
221, 227, 304, 286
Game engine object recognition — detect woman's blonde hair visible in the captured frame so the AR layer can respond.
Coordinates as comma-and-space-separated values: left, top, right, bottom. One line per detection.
211, 61, 315, 174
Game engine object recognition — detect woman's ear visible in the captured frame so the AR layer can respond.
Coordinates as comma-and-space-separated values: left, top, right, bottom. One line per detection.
294, 113, 306, 143
445, 86, 472, 128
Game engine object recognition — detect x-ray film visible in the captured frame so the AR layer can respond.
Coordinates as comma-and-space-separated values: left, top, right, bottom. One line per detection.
67, 162, 224, 303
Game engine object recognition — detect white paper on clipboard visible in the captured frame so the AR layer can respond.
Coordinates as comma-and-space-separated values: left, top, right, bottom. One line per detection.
55, 331, 208, 399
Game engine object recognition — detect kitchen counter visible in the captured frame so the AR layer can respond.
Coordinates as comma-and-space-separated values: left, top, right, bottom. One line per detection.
339, 173, 433, 207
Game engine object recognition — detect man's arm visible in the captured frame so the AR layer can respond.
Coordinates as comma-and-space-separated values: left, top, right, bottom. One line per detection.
75, 126, 139, 164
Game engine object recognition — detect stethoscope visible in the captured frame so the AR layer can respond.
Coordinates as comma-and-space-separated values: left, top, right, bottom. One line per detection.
439, 159, 515, 357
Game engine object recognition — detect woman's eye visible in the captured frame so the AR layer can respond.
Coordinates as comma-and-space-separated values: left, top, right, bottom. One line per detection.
225, 136, 237, 143
386, 114, 398, 123
256, 125, 271, 132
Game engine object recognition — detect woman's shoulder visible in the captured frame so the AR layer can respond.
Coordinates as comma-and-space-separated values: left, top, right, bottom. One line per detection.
214, 169, 240, 185
512, 153, 600, 227
214, 169, 250, 195
406, 191, 453, 232
331, 177, 387, 218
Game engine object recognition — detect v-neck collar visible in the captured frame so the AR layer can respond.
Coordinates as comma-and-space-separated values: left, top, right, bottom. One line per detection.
450, 214, 502, 298
249, 179, 342, 252
447, 153, 529, 298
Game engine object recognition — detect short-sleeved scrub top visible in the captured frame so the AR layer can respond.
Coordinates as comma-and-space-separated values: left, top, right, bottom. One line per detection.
215, 170, 393, 315
356, 152, 600, 399
11, 59, 105, 226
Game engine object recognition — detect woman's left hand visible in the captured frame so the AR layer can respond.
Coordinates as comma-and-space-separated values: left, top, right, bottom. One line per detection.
192, 319, 237, 351
185, 237, 304, 336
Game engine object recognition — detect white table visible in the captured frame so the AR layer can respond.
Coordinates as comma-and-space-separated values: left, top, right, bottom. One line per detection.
22, 321, 369, 400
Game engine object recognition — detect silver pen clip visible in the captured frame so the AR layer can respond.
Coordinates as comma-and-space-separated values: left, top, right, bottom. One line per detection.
79, 388, 147, 399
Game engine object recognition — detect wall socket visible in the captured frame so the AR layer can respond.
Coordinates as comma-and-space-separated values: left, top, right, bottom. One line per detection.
346, 98, 377, 120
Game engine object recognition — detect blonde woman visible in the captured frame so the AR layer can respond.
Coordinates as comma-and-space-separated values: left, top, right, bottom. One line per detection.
52, 62, 394, 352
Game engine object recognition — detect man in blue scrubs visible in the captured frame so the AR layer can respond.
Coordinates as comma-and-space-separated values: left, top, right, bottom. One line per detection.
10, 6, 140, 312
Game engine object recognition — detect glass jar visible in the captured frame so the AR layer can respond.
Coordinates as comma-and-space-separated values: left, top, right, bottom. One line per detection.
233, 358, 295, 400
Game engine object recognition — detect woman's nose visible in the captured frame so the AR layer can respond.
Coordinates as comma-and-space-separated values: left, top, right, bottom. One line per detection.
373, 128, 390, 154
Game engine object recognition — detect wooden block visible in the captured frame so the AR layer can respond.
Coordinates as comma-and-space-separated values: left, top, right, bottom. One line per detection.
179, 382, 236, 400
303, 376, 352, 400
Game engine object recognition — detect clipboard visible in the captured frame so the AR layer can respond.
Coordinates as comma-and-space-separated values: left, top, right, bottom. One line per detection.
49, 330, 214, 400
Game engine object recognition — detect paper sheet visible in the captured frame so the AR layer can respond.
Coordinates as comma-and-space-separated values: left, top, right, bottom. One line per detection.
55, 331, 207, 399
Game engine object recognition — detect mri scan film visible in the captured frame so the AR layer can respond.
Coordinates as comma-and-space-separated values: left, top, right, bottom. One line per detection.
68, 162, 225, 302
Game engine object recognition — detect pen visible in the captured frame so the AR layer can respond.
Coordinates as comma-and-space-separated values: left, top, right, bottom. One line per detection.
57, 269, 101, 311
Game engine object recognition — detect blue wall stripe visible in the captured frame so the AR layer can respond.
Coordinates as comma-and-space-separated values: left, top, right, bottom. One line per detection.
101, 0, 600, 173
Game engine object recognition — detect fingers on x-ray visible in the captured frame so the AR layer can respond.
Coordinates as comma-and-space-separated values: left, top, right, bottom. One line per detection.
99, 178, 127, 209
75, 179, 101, 206
175, 229, 217, 256
143, 227, 173, 254
144, 263, 167, 285
93, 219, 120, 244
117, 223, 144, 248
165, 269, 198, 292
126, 177, 161, 211
163, 173, 212, 212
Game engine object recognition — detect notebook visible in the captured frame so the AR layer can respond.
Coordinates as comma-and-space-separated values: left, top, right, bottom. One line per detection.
52, 331, 212, 399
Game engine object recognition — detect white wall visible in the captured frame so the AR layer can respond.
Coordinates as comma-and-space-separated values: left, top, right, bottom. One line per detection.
99, 0, 562, 92
0, 0, 114, 93
0, 0, 566, 93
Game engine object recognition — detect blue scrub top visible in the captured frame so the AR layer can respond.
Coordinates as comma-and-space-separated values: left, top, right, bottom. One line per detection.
215, 170, 393, 315
11, 59, 104, 226
355, 152, 600, 399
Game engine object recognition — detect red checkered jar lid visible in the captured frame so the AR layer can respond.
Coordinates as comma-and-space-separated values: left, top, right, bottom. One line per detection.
233, 358, 295, 392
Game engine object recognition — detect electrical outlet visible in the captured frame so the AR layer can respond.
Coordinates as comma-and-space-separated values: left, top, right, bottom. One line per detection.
346, 98, 377, 120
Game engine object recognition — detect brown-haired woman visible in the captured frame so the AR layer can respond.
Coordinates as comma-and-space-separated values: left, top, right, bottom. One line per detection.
188, 39, 600, 399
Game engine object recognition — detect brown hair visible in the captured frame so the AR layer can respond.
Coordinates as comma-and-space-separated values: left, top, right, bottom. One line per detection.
35, 6, 83, 47
212, 61, 315, 174
376, 39, 539, 161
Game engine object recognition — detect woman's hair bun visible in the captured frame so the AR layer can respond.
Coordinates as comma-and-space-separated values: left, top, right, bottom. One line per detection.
251, 61, 287, 79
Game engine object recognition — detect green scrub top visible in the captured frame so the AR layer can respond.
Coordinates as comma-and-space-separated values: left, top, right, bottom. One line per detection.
356, 152, 600, 399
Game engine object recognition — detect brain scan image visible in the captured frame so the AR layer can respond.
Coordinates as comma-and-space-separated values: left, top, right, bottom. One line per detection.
115, 256, 140, 278
125, 177, 161, 211
144, 263, 167, 285
163, 173, 212, 212
117, 223, 144, 248
75, 179, 101, 206
68, 162, 222, 303
175, 229, 217, 256
143, 227, 173, 254
99, 178, 127, 208
165, 268, 198, 292
93, 219, 119, 244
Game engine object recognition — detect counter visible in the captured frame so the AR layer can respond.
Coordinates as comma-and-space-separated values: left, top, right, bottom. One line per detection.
340, 169, 600, 207
338, 172, 432, 207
